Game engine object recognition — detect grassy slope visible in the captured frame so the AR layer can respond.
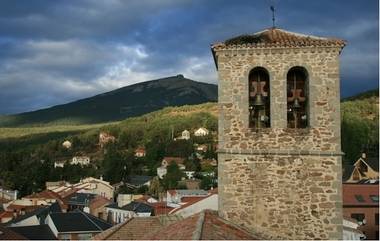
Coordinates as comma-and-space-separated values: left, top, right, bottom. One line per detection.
0, 87, 377, 163
0, 103, 217, 140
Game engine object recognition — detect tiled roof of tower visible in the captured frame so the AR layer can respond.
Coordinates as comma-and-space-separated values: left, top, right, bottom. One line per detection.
212, 28, 346, 49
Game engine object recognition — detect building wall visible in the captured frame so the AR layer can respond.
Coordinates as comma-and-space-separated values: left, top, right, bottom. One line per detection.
343, 206, 379, 240
175, 194, 218, 218
216, 45, 343, 240
8, 215, 39, 227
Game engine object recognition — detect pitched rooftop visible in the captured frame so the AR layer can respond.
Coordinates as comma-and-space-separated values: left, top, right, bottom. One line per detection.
49, 210, 112, 233
212, 27, 346, 49
93, 210, 260, 240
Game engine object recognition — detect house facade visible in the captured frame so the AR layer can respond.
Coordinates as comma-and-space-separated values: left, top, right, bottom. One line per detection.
181, 130, 190, 140
344, 154, 379, 183
343, 183, 379, 240
194, 127, 209, 137
212, 27, 346, 239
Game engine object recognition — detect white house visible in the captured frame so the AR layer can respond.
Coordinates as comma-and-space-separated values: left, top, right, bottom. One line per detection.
170, 189, 218, 218
54, 161, 65, 168
184, 171, 195, 179
343, 217, 365, 240
62, 140, 72, 149
76, 177, 114, 200
157, 166, 167, 179
106, 201, 153, 224
166, 189, 208, 206
194, 127, 209, 137
71, 156, 90, 166
181, 130, 190, 140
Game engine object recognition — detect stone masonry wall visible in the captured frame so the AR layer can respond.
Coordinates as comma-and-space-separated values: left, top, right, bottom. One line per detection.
216, 46, 343, 239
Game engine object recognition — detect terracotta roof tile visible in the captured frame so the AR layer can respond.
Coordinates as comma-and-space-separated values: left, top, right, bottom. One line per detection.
93, 210, 260, 240
145, 210, 259, 240
90, 196, 112, 209
212, 28, 346, 50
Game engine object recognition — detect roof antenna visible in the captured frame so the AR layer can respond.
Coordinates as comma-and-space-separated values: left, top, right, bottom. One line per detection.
270, 3, 276, 28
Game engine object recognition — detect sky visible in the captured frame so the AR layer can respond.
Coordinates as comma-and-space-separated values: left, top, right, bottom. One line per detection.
0, 0, 378, 115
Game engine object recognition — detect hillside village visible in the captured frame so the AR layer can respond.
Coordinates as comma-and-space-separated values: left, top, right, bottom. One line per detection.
0, 91, 378, 239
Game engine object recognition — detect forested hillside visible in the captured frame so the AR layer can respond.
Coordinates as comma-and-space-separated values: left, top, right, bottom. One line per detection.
341, 89, 379, 163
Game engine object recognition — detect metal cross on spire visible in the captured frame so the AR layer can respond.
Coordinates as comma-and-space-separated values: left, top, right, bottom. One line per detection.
270, 5, 276, 28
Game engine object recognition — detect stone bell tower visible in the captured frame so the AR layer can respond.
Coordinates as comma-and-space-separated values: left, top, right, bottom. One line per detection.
211, 28, 346, 239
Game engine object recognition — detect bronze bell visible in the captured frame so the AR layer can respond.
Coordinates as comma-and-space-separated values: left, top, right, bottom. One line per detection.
292, 98, 301, 109
253, 94, 265, 106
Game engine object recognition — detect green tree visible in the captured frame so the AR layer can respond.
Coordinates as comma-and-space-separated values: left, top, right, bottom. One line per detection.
161, 163, 184, 190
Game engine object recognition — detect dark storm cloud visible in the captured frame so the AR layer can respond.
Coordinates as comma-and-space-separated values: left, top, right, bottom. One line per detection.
0, 0, 378, 114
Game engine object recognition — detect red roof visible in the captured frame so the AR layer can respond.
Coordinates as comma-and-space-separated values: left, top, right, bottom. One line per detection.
163, 157, 185, 165
6, 204, 42, 212
0, 210, 14, 219
146, 210, 258, 240
25, 190, 61, 200
343, 183, 379, 206
148, 202, 174, 216
94, 210, 260, 240
212, 28, 346, 49
90, 196, 112, 209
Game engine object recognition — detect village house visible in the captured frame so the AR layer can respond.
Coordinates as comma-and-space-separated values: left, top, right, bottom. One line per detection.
156, 166, 167, 179
89, 195, 112, 220
99, 132, 116, 148
343, 217, 365, 240
134, 147, 146, 157
105, 201, 153, 224
194, 127, 209, 137
343, 153, 379, 183
53, 160, 65, 168
161, 156, 186, 170
169, 188, 218, 218
181, 129, 190, 140
71, 155, 90, 166
343, 183, 379, 240
6, 202, 61, 227
62, 140, 72, 149
166, 189, 209, 208
0, 187, 18, 201
47, 177, 114, 200
46, 210, 112, 240
157, 157, 186, 179
124, 175, 152, 190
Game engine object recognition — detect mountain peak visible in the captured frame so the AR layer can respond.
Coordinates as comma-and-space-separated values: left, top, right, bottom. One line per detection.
0, 76, 217, 127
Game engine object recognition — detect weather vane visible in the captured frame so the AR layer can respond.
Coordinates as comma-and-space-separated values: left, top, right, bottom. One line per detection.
270, 5, 276, 28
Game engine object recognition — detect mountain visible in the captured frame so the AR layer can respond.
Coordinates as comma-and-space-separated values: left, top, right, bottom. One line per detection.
0, 75, 217, 127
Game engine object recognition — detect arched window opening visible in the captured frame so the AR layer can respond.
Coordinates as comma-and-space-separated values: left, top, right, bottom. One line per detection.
249, 67, 270, 129
287, 67, 308, 128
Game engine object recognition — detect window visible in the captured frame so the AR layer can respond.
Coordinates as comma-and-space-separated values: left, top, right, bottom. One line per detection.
351, 213, 365, 222
375, 213, 379, 225
249, 67, 270, 129
287, 67, 308, 128
370, 195, 379, 203
354, 195, 365, 203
